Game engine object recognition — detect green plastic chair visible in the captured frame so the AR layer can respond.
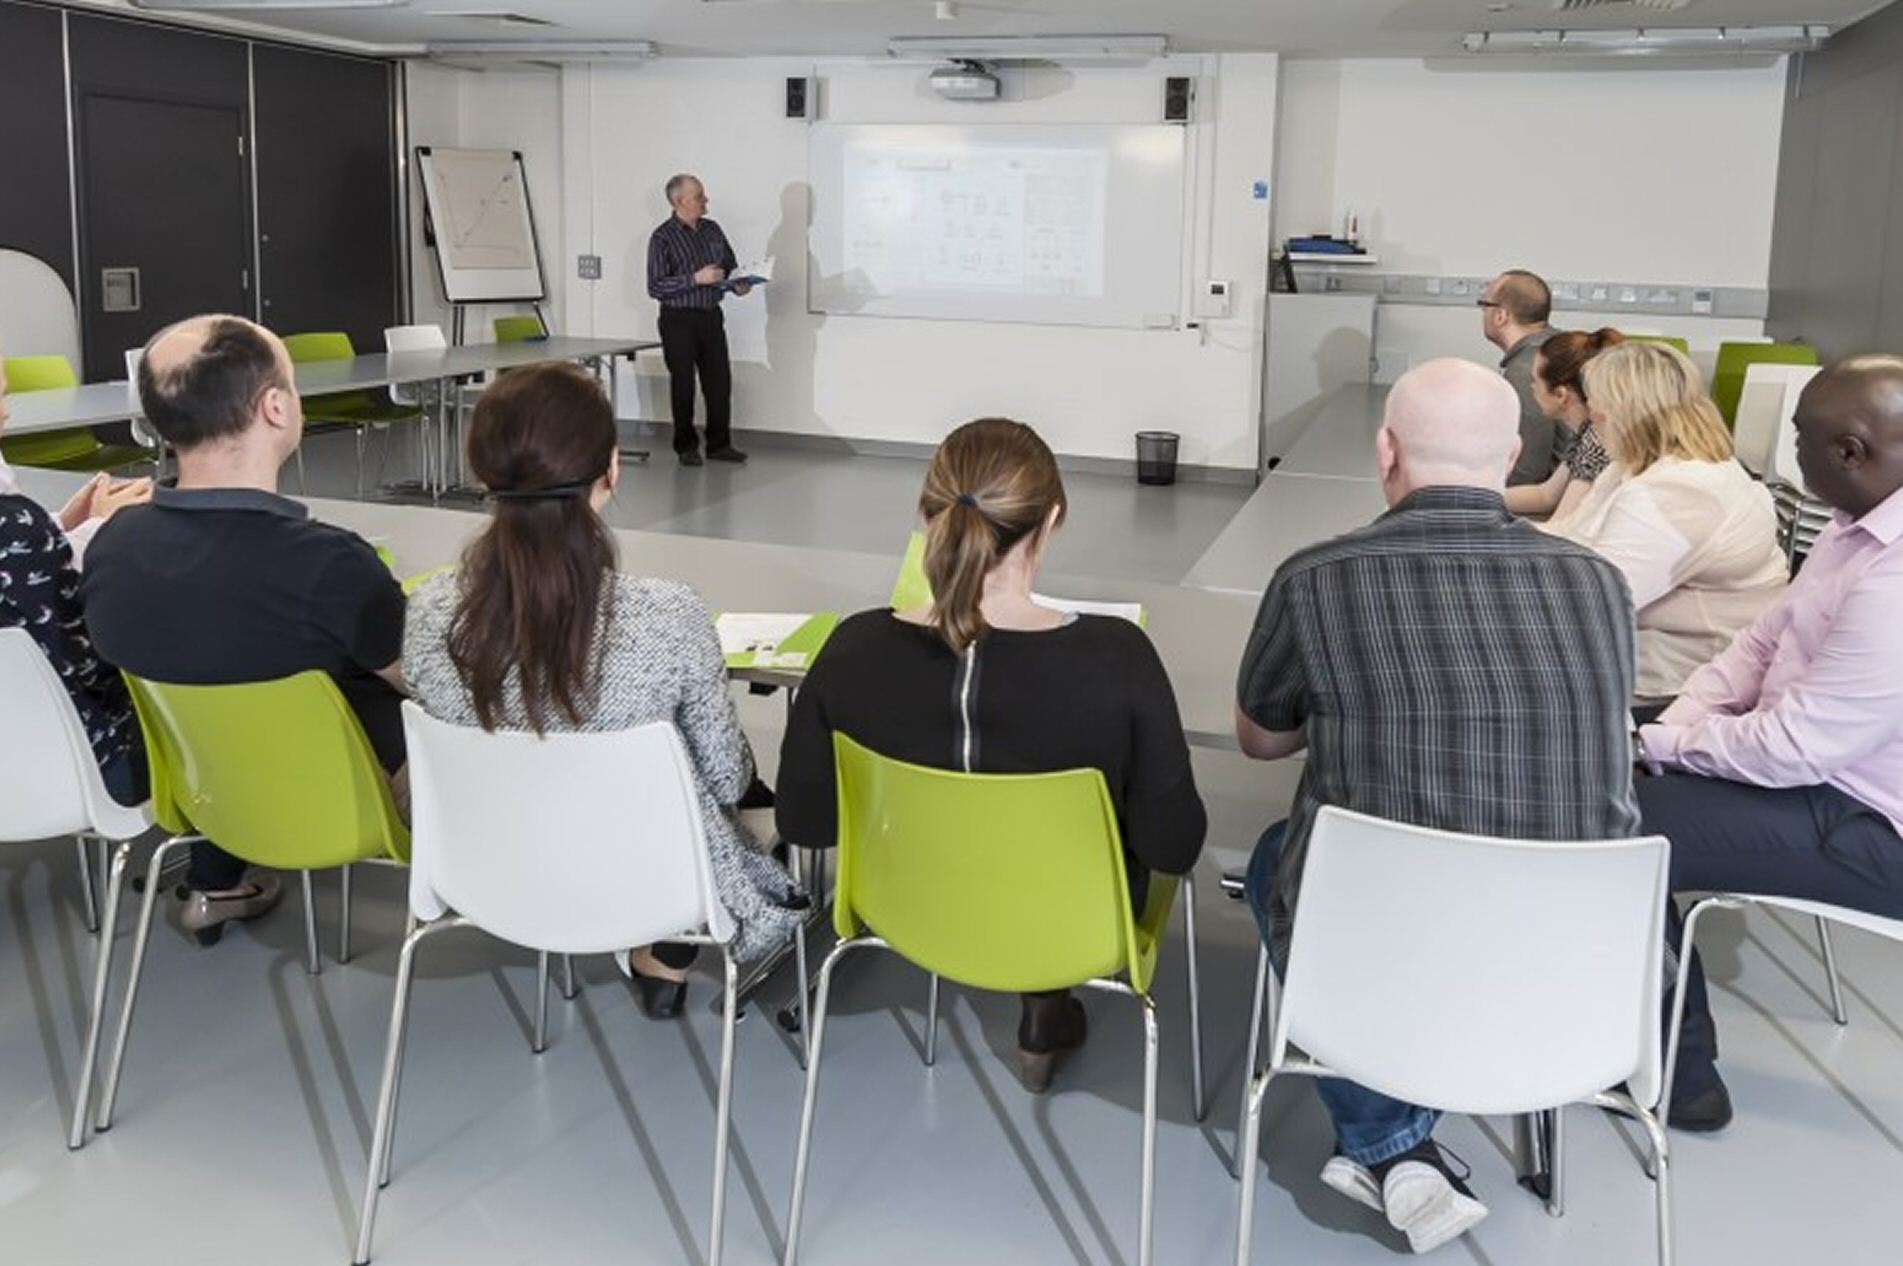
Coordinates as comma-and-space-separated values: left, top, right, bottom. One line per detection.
1624, 334, 1690, 355
781, 733, 1203, 1266
889, 530, 933, 610
1, 354, 156, 473
281, 331, 425, 496
1711, 341, 1819, 429
493, 314, 547, 343
72, 670, 409, 1147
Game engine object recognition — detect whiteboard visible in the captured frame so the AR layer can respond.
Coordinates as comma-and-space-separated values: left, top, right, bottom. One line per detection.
416, 147, 548, 303
808, 124, 1186, 329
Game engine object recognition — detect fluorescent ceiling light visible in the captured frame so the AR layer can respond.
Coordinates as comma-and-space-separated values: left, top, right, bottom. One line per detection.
129, 0, 405, 8
424, 39, 658, 63
887, 34, 1168, 62
1462, 25, 1826, 55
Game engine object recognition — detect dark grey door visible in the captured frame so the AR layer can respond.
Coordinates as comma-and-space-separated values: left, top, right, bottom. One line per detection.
76, 92, 250, 381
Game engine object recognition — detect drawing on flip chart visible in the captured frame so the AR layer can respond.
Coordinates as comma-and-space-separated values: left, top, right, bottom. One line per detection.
428, 149, 538, 272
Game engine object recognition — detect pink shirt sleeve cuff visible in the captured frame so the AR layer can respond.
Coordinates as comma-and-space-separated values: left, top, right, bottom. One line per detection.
1637, 724, 1678, 776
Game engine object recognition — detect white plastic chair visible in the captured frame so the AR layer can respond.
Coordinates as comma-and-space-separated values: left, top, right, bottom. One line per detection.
0, 249, 81, 368
1733, 363, 1813, 477
352, 704, 749, 1266
0, 628, 152, 1144
1234, 808, 1675, 1266
1664, 893, 1899, 1128
1762, 363, 1824, 494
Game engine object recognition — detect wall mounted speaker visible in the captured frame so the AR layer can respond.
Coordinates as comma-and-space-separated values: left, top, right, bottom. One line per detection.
1164, 76, 1193, 123
786, 76, 811, 119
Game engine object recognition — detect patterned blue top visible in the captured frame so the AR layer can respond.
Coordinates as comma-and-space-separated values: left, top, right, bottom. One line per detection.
0, 494, 138, 772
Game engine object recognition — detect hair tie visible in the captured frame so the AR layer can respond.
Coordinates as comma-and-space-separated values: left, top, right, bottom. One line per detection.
954, 492, 979, 508
486, 479, 597, 502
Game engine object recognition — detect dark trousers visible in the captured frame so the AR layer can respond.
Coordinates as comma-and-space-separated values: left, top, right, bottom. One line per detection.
1637, 772, 1903, 1095
657, 306, 732, 455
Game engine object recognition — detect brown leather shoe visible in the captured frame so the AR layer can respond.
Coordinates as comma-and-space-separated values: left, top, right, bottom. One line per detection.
1016, 990, 1088, 1093
180, 873, 284, 946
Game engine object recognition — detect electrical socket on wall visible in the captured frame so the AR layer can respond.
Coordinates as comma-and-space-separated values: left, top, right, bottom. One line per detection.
577, 254, 603, 280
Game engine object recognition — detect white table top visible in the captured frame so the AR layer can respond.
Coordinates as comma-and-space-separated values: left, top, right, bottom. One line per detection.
12, 468, 1260, 752
1269, 381, 1389, 481
2, 336, 660, 437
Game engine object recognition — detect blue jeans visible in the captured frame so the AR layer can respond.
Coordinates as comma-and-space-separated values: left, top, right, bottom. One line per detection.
1246, 821, 1439, 1167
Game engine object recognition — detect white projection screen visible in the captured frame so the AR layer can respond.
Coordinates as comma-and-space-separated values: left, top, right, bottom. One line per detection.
808, 124, 1187, 329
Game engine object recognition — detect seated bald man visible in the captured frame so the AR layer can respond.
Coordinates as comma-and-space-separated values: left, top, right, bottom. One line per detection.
1234, 358, 1641, 1254
1637, 355, 1903, 1132
83, 315, 407, 944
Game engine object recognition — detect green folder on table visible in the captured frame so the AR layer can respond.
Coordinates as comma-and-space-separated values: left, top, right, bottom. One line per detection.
718, 611, 840, 672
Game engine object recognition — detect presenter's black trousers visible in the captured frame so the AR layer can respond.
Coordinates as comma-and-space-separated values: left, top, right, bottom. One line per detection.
1636, 772, 1903, 1097
658, 305, 733, 455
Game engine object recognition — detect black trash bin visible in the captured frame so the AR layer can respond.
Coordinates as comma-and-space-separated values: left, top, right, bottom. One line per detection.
1135, 430, 1180, 486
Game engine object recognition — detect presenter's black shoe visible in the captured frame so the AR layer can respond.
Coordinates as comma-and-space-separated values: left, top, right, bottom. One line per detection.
678, 449, 704, 467
707, 445, 749, 464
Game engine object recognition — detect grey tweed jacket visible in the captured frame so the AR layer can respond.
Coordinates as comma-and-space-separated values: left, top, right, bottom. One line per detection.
403, 570, 805, 961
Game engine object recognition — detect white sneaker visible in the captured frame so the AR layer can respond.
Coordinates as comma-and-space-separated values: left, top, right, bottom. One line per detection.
1381, 1155, 1488, 1254
1319, 1154, 1383, 1213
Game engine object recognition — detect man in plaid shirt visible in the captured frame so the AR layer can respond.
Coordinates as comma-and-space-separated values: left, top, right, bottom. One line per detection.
1236, 359, 1640, 1254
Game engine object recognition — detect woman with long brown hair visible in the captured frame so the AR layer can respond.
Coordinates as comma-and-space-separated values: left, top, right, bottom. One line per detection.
775, 417, 1206, 1092
402, 362, 802, 1015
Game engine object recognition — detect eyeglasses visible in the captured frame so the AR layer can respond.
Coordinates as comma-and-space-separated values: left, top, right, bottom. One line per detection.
1475, 299, 1503, 309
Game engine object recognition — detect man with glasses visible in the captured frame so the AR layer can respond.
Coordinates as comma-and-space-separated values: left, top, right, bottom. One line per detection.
1479, 270, 1559, 485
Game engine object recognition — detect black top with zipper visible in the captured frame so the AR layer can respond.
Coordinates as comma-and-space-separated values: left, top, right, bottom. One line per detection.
775, 609, 1207, 890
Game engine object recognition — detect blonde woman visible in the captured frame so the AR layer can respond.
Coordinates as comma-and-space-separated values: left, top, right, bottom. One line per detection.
1544, 342, 1786, 706
775, 417, 1206, 1092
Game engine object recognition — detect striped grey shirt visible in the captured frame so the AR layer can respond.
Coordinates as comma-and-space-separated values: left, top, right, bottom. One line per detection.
1238, 486, 1641, 945
646, 215, 739, 311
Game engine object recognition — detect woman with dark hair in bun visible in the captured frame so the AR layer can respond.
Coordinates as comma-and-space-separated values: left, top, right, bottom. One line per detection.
1506, 327, 1625, 522
775, 416, 1206, 1092
402, 361, 803, 1017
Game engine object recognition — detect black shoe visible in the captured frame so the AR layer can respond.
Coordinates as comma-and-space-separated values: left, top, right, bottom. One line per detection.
619, 951, 690, 1019
1016, 990, 1088, 1093
1668, 1077, 1733, 1133
706, 445, 749, 464
678, 449, 704, 467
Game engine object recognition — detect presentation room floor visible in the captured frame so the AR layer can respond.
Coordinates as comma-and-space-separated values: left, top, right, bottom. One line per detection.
3, 429, 1898, 1265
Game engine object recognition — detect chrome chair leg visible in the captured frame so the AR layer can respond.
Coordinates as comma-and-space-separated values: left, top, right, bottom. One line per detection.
339, 864, 354, 965
792, 910, 812, 1070
782, 938, 876, 1266
75, 833, 101, 934
1137, 993, 1160, 1266
69, 842, 131, 1149
1545, 1107, 1566, 1217
95, 835, 194, 1133
1183, 877, 1206, 1121
300, 871, 322, 976
353, 918, 464, 1265
1237, 942, 1268, 1176
560, 953, 579, 1000
533, 951, 551, 1054
1234, 1066, 1274, 1266
1816, 916, 1848, 1025
924, 973, 941, 1067
708, 950, 740, 1266
1643, 1108, 1675, 1266
378, 912, 425, 1189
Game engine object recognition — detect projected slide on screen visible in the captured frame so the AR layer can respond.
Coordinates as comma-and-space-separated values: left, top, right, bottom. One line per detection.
846, 146, 1108, 297
810, 124, 1185, 329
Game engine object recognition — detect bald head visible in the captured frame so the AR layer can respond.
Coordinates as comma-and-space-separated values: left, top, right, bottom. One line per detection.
139, 314, 295, 452
1379, 358, 1522, 502
1792, 353, 1903, 518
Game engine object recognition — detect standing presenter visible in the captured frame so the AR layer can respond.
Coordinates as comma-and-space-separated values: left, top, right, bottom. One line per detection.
647, 173, 752, 466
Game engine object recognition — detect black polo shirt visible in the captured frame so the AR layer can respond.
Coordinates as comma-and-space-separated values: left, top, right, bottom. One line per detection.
82, 486, 407, 772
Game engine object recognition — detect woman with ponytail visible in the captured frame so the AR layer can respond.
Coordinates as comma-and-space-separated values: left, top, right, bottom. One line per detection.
1505, 327, 1624, 522
402, 362, 803, 1016
775, 417, 1206, 1092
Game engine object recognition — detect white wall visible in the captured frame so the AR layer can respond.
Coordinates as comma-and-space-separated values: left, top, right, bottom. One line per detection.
1273, 57, 1789, 373
535, 54, 1279, 471
402, 61, 565, 342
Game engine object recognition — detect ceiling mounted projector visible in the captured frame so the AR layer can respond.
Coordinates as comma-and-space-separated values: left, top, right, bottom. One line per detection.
929, 60, 1000, 101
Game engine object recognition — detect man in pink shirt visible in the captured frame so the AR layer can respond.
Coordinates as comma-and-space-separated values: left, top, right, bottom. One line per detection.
1638, 355, 1903, 1131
